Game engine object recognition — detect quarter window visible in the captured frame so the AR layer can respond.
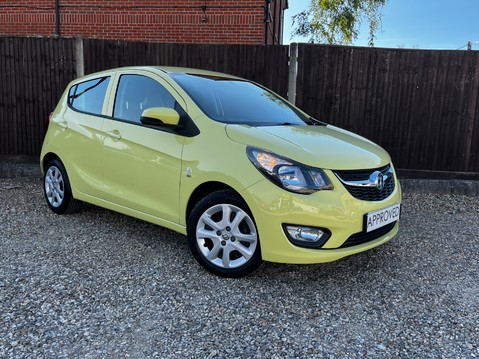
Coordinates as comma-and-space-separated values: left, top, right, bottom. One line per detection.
113, 75, 177, 123
69, 77, 110, 115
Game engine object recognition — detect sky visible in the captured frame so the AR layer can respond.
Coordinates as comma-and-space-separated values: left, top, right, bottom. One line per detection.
283, 0, 479, 50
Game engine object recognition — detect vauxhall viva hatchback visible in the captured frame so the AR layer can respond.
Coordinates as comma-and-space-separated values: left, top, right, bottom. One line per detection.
41, 66, 401, 277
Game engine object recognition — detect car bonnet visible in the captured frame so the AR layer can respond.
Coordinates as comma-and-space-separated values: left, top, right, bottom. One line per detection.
225, 124, 391, 170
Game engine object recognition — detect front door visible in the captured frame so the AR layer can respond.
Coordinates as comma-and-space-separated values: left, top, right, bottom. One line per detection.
100, 72, 187, 224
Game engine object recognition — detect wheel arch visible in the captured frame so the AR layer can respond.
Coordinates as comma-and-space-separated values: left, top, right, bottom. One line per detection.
185, 181, 243, 223
41, 152, 61, 173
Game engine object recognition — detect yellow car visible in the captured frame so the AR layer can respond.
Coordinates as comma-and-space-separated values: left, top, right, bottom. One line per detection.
41, 66, 401, 277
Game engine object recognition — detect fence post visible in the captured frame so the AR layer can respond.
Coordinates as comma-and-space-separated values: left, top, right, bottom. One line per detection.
75, 37, 84, 77
288, 42, 298, 104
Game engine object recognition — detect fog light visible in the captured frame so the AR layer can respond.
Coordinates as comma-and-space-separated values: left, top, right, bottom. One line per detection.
283, 225, 331, 248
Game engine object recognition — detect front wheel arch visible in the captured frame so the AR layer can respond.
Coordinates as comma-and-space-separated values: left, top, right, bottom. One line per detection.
185, 181, 238, 224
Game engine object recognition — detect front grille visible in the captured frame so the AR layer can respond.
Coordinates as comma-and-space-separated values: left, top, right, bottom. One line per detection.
340, 222, 396, 248
334, 164, 395, 201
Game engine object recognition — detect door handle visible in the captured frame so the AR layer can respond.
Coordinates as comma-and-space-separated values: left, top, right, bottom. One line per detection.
106, 130, 122, 140
57, 121, 68, 129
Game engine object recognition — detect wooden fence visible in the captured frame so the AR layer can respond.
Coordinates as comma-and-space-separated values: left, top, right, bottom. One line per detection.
296, 44, 479, 178
0, 37, 76, 156
1, 36, 478, 179
82, 39, 290, 98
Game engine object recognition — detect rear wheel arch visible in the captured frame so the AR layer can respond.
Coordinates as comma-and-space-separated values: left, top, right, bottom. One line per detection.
41, 152, 61, 172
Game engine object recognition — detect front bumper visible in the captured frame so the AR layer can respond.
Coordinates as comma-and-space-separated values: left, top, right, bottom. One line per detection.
240, 172, 402, 264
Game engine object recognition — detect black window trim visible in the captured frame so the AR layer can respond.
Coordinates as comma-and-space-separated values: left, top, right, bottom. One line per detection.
67, 76, 111, 117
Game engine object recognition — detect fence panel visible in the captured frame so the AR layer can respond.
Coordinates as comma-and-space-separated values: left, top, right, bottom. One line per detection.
0, 37, 77, 156
82, 40, 290, 98
296, 44, 479, 174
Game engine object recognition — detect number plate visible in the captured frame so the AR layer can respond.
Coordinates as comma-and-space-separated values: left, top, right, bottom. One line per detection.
365, 203, 401, 233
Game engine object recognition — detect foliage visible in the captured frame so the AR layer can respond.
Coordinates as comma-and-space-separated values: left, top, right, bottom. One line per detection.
292, 0, 387, 46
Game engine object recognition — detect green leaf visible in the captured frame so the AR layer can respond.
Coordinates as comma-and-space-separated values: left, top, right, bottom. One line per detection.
291, 0, 387, 46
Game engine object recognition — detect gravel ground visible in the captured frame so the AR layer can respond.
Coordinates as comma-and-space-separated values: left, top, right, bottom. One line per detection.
0, 175, 478, 358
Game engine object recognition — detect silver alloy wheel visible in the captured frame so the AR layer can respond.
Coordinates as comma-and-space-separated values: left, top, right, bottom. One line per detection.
45, 166, 65, 208
196, 203, 258, 269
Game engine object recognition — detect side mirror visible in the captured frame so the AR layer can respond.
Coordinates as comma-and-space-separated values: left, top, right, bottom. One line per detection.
140, 107, 180, 127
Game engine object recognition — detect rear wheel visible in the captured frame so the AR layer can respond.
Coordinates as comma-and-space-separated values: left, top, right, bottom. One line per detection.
43, 159, 81, 214
187, 191, 262, 278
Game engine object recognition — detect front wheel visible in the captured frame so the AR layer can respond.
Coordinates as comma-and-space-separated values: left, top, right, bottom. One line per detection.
187, 191, 262, 278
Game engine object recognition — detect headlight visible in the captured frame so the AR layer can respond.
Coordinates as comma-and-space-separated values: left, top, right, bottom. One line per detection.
246, 147, 333, 194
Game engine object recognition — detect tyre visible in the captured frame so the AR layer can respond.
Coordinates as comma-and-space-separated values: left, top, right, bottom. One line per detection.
43, 159, 81, 214
187, 190, 262, 278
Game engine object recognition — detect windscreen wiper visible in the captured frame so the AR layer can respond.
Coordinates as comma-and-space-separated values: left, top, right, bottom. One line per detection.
308, 117, 328, 126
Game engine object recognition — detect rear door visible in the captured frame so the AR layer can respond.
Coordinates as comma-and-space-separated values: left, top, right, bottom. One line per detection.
57, 75, 112, 197
100, 70, 187, 223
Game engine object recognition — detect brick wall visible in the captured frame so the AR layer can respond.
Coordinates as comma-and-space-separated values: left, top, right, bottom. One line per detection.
0, 0, 280, 45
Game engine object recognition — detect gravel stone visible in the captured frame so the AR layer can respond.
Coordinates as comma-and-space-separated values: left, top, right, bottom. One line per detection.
0, 175, 478, 358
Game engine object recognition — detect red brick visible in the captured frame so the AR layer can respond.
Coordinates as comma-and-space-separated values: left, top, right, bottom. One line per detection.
0, 0, 286, 45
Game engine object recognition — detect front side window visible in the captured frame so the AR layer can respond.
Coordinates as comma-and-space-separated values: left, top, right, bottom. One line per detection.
169, 73, 309, 126
113, 75, 177, 123
69, 77, 110, 115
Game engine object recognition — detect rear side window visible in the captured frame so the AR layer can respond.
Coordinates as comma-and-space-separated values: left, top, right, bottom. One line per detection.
68, 77, 110, 115
113, 75, 177, 123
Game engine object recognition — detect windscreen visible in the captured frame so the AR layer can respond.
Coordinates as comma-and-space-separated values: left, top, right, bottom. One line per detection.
169, 73, 308, 126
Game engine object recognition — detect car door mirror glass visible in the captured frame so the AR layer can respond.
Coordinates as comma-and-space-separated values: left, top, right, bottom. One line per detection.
140, 107, 180, 127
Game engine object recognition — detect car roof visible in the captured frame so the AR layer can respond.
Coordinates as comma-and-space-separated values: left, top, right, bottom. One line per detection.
76, 66, 243, 82
157, 66, 241, 79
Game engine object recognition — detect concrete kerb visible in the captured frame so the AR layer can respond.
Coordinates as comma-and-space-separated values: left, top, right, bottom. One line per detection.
1, 162, 478, 197
399, 179, 479, 197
